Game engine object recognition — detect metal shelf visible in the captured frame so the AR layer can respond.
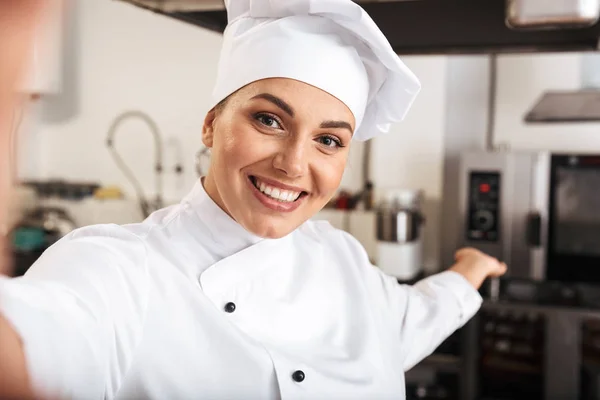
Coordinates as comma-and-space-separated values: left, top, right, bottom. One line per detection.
417, 354, 462, 373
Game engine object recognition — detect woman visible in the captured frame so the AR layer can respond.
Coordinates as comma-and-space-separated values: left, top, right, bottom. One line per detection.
0, 0, 506, 399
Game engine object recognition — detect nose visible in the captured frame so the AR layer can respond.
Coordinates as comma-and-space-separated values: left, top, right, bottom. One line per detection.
272, 137, 308, 178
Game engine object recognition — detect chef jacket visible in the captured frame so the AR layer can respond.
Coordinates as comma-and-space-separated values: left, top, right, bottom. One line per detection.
0, 180, 482, 399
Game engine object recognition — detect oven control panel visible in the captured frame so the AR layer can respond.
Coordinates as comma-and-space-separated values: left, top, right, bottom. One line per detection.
467, 171, 500, 242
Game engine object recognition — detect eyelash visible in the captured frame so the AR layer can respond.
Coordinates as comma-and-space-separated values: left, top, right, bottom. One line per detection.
254, 113, 283, 130
253, 112, 345, 149
318, 135, 344, 149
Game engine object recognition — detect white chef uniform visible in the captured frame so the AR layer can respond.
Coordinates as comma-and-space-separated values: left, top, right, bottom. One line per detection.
0, 181, 482, 399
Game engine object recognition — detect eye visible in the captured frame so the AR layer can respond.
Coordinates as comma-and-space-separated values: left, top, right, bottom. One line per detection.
317, 135, 343, 149
254, 113, 282, 129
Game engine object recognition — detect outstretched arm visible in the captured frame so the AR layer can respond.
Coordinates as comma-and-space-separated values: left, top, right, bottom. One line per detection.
398, 247, 506, 370
0, 1, 49, 398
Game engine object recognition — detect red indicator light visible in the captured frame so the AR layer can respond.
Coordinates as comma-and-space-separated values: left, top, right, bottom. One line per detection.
479, 183, 490, 193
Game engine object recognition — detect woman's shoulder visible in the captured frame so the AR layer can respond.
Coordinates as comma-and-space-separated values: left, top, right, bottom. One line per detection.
38, 222, 151, 270
15, 222, 153, 305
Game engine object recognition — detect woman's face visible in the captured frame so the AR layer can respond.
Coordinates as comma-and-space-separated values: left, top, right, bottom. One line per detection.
202, 78, 355, 239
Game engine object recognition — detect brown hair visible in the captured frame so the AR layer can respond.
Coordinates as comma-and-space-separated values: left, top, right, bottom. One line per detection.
213, 93, 232, 117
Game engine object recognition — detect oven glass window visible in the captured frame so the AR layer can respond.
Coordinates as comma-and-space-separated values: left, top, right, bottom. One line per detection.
554, 167, 600, 256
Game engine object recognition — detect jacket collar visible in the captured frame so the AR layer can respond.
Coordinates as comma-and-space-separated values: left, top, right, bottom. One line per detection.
182, 179, 264, 261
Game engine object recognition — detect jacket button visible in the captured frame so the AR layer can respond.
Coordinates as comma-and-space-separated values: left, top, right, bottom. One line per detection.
292, 370, 305, 383
224, 302, 236, 313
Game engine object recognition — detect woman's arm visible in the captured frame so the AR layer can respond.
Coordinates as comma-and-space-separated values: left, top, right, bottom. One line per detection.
397, 248, 506, 370
0, 313, 35, 399
0, 1, 48, 398
349, 223, 505, 371
0, 229, 151, 399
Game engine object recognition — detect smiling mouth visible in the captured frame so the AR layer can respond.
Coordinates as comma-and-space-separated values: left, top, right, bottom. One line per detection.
249, 176, 307, 203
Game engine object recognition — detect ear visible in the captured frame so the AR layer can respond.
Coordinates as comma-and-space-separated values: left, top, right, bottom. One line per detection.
202, 107, 218, 148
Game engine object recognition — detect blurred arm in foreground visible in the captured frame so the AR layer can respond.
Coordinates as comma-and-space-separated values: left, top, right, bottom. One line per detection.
0, 1, 48, 398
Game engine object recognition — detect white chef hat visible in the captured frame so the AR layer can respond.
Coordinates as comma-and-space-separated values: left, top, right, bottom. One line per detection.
211, 0, 421, 141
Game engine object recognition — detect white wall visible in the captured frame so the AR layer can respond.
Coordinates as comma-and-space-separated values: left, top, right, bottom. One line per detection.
371, 57, 447, 197
20, 0, 223, 203
340, 56, 448, 197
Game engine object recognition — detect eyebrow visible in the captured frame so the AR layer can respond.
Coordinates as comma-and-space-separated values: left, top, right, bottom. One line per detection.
251, 93, 294, 117
320, 120, 353, 133
251, 92, 354, 133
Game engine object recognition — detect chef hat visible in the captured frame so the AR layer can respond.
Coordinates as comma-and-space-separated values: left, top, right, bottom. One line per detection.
211, 0, 421, 141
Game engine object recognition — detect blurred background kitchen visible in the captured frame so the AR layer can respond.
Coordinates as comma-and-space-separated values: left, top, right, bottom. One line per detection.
8, 0, 600, 399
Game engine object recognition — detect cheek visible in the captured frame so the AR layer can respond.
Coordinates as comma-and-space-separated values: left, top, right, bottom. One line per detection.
313, 153, 348, 196
213, 120, 266, 171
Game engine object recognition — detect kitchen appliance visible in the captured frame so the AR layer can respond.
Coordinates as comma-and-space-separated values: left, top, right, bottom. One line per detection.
477, 306, 546, 399
406, 379, 457, 400
581, 318, 600, 399
506, 0, 600, 30
11, 206, 77, 277
466, 297, 600, 400
410, 279, 600, 400
458, 150, 600, 284
21, 180, 145, 226
376, 189, 425, 281
525, 53, 600, 125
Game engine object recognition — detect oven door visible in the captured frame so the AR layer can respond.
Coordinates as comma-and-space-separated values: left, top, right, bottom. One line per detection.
547, 154, 600, 283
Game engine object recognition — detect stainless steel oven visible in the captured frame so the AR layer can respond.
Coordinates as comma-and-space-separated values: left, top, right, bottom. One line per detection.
458, 150, 600, 284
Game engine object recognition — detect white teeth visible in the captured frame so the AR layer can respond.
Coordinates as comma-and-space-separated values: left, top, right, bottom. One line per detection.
252, 177, 301, 203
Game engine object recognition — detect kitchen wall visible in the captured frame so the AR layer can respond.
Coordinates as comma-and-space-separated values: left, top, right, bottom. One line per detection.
18, 0, 223, 203
17, 0, 600, 274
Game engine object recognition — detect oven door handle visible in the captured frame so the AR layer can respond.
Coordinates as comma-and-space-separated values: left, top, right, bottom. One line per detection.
527, 212, 542, 247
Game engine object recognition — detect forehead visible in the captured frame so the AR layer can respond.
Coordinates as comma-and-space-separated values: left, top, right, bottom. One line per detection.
233, 78, 355, 125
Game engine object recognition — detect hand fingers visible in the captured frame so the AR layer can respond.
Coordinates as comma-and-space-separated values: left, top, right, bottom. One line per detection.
489, 262, 508, 278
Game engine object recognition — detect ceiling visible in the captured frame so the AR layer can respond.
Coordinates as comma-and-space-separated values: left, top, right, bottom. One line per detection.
118, 0, 600, 54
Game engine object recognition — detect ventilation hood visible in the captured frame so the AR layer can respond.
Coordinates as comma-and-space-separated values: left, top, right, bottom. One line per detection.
118, 0, 600, 54
526, 53, 600, 123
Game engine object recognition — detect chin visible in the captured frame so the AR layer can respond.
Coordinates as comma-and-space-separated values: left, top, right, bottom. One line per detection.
243, 218, 297, 239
